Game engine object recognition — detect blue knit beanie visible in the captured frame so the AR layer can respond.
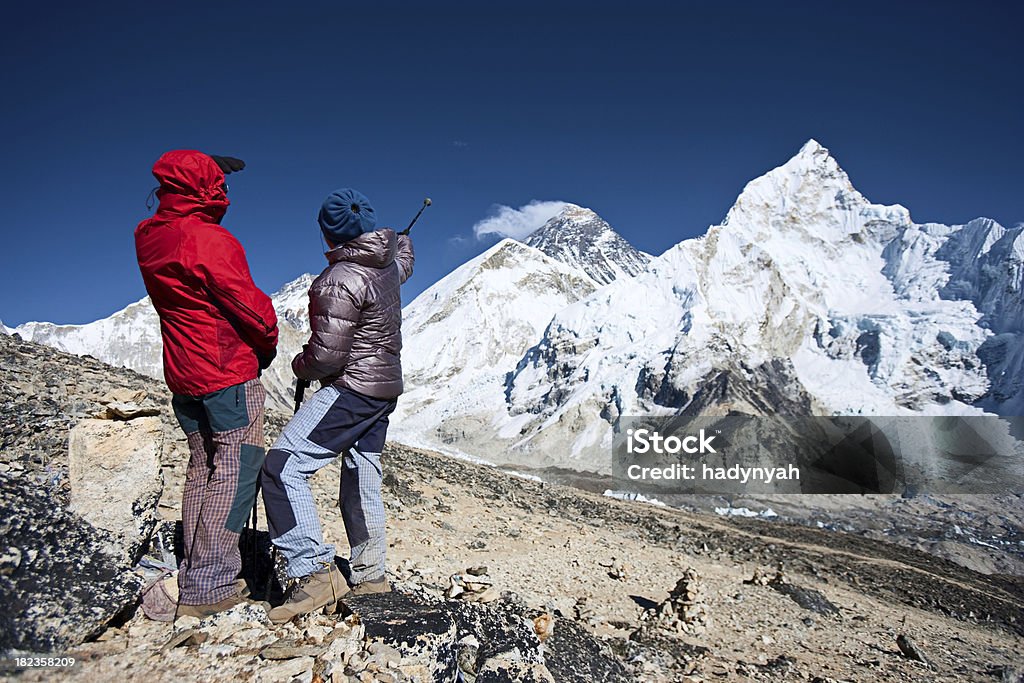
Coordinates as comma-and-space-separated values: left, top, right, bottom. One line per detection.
318, 188, 376, 244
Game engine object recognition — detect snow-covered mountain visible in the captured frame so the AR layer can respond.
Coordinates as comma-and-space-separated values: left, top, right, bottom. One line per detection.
501, 140, 1018, 469
6, 143, 1020, 474
390, 239, 599, 453
11, 298, 166, 379
8, 275, 316, 414
523, 204, 651, 284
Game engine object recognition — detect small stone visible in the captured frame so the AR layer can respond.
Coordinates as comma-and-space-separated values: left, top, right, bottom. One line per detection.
174, 615, 200, 630
304, 624, 332, 644
0, 546, 22, 575
99, 389, 148, 405
262, 656, 315, 681
99, 401, 161, 420
261, 637, 328, 660
160, 628, 207, 653
367, 641, 402, 668
533, 614, 554, 642
473, 586, 501, 603
710, 662, 731, 676
896, 634, 932, 668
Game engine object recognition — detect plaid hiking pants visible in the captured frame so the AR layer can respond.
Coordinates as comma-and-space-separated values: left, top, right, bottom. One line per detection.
261, 385, 395, 583
171, 378, 266, 605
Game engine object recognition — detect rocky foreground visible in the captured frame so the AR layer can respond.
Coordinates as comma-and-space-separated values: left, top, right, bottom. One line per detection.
1, 333, 1023, 682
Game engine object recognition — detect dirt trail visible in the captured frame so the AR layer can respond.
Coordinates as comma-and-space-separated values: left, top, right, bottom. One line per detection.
351, 444, 1023, 681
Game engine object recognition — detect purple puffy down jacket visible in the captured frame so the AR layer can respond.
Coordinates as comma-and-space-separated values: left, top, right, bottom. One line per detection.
292, 229, 414, 399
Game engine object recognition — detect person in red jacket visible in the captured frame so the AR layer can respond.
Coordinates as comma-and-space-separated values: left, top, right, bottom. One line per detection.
135, 150, 279, 618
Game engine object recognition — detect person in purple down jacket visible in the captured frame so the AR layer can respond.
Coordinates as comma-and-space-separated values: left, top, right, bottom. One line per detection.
260, 188, 414, 624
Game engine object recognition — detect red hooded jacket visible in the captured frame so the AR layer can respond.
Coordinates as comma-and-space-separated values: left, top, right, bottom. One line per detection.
135, 150, 278, 397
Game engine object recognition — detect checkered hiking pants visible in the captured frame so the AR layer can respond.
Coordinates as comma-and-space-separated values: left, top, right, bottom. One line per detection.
172, 378, 266, 605
261, 385, 395, 583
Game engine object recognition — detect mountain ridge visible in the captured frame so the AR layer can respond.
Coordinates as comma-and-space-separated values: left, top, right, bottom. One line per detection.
6, 140, 1021, 472
523, 203, 651, 284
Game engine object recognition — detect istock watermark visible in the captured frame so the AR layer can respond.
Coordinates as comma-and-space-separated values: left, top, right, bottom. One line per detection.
625, 428, 718, 454
612, 415, 1024, 495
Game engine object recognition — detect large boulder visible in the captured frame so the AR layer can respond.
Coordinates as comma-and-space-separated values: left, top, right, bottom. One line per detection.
0, 473, 144, 655
68, 416, 163, 564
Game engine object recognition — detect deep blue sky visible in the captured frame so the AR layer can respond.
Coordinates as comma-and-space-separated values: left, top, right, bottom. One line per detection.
1, 1, 1020, 326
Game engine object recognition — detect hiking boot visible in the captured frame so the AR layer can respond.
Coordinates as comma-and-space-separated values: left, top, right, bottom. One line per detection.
349, 576, 391, 595
267, 564, 349, 624
175, 580, 250, 619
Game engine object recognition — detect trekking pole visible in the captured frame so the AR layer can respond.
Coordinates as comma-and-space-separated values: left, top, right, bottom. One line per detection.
258, 377, 310, 599
294, 379, 311, 413
399, 198, 431, 236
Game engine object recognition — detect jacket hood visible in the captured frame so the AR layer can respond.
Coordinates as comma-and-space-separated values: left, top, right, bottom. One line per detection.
152, 150, 229, 222
326, 229, 397, 269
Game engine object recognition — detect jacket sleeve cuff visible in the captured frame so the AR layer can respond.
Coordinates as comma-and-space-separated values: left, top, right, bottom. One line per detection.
291, 352, 311, 380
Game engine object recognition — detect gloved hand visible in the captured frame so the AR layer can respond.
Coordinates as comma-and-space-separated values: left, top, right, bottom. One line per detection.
210, 155, 246, 174
257, 348, 277, 371
291, 344, 309, 375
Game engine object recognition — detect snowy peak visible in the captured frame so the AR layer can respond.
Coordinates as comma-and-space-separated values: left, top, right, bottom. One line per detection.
524, 204, 651, 285
723, 139, 910, 245
402, 238, 597, 341
271, 273, 316, 328
392, 237, 599, 454
12, 297, 165, 379
495, 141, 1024, 469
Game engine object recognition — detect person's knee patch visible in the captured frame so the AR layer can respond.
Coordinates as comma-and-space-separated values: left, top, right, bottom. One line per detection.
225, 444, 265, 533
262, 449, 297, 538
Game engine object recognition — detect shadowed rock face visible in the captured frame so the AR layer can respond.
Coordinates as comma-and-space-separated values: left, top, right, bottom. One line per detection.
342, 591, 632, 683
524, 204, 651, 286
643, 358, 816, 416
541, 615, 633, 682
344, 592, 458, 682
0, 473, 143, 655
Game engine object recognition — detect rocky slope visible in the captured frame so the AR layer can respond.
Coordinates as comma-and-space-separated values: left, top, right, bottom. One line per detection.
2, 331, 1023, 682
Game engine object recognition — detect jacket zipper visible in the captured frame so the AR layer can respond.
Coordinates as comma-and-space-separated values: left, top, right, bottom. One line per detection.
204, 283, 274, 334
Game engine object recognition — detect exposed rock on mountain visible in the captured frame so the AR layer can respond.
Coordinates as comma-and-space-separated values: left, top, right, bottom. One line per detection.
391, 239, 599, 455
504, 140, 1015, 469
524, 204, 651, 285
0, 473, 144, 655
